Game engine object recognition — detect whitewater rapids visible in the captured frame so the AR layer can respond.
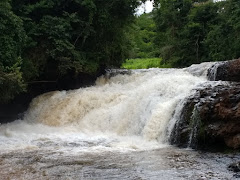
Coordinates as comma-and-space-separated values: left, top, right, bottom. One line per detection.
1, 63, 239, 180
0, 64, 212, 153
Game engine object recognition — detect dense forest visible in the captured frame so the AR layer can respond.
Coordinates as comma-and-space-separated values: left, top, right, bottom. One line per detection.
131, 0, 240, 67
128, 13, 157, 59
0, 0, 144, 103
1, 0, 240, 103
153, 0, 240, 67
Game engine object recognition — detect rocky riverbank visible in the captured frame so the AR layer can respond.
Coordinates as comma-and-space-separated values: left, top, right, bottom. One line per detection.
0, 71, 104, 124
171, 59, 240, 151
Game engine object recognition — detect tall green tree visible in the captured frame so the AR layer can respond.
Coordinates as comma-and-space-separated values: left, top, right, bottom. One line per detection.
0, 0, 149, 102
177, 1, 219, 66
153, 0, 192, 66
129, 12, 157, 58
153, 0, 240, 67
0, 0, 26, 102
205, 0, 240, 62
12, 0, 143, 83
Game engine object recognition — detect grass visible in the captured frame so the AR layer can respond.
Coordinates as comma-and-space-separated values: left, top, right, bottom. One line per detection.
121, 58, 171, 69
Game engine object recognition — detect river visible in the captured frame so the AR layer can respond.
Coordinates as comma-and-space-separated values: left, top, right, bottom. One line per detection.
0, 64, 239, 179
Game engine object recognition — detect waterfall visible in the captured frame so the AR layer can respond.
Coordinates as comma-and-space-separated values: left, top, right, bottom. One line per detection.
187, 105, 201, 148
0, 64, 214, 152
207, 61, 227, 81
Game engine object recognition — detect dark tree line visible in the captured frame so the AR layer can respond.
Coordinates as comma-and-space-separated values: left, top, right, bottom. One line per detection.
153, 0, 240, 67
1, 0, 240, 102
128, 12, 158, 58
0, 0, 145, 102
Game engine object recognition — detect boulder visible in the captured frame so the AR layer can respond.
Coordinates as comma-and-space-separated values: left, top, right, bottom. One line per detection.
208, 58, 240, 82
228, 162, 240, 172
171, 58, 240, 151
170, 82, 240, 151
0, 70, 104, 124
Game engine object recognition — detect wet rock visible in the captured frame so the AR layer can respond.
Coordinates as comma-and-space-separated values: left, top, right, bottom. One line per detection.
171, 59, 240, 151
228, 162, 240, 172
233, 174, 240, 178
225, 134, 240, 149
208, 58, 240, 82
171, 82, 240, 151
0, 70, 104, 124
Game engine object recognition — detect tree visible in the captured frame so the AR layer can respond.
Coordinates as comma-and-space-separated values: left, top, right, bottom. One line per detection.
153, 0, 192, 66
129, 12, 157, 58
205, 0, 240, 62
12, 0, 143, 83
177, 1, 219, 66
0, 0, 149, 102
0, 0, 26, 102
153, 0, 240, 67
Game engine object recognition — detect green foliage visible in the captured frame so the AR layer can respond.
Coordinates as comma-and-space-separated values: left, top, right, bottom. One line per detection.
0, 0, 147, 102
177, 1, 219, 66
12, 0, 142, 80
0, 58, 26, 103
153, 0, 240, 67
121, 58, 171, 69
129, 13, 158, 58
0, 0, 26, 102
3, 0, 240, 102
204, 0, 240, 62
154, 0, 193, 67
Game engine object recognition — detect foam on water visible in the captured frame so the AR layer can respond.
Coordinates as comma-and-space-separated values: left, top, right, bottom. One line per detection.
0, 65, 212, 153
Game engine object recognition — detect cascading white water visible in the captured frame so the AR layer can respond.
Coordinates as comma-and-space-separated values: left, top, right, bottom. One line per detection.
0, 64, 213, 153
207, 61, 226, 81
1, 63, 239, 180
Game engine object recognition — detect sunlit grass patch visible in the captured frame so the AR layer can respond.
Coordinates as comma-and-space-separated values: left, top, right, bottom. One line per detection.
121, 58, 171, 69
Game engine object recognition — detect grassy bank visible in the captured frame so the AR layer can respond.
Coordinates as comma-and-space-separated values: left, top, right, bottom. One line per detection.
121, 58, 171, 69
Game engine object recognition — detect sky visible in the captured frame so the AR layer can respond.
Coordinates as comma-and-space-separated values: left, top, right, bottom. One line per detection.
136, 0, 224, 15
137, 1, 154, 15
